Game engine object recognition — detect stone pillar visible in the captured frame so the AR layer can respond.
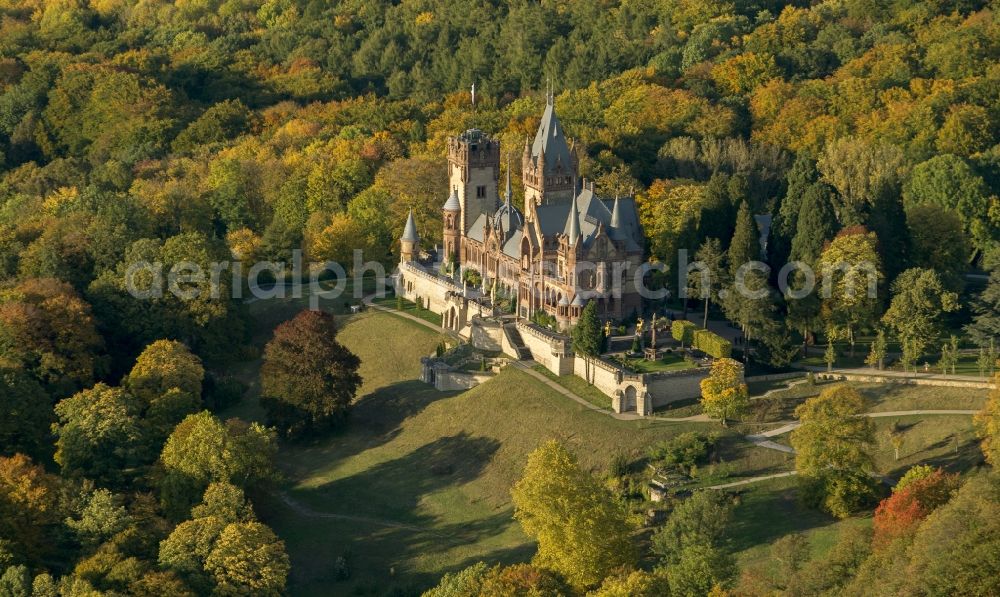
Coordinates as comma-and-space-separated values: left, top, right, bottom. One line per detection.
612, 390, 623, 414
638, 391, 651, 417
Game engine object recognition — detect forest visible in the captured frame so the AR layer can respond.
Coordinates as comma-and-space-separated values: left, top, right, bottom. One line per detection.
0, 0, 998, 594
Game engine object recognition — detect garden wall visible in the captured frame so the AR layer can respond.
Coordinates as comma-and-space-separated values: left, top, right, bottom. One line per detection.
645, 368, 711, 407
573, 356, 622, 397
516, 322, 574, 375
815, 371, 996, 390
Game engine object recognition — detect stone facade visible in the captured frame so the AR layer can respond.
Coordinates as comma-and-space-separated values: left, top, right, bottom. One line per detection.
400, 97, 646, 331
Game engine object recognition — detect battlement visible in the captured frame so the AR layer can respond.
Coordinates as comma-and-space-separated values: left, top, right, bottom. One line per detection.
448, 129, 500, 170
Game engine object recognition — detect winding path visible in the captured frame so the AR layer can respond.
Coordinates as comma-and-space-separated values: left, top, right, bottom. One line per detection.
356, 299, 985, 492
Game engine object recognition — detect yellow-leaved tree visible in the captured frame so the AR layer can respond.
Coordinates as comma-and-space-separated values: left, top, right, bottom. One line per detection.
511, 440, 635, 590
818, 227, 883, 358
700, 358, 748, 426
791, 386, 876, 518
975, 375, 1000, 466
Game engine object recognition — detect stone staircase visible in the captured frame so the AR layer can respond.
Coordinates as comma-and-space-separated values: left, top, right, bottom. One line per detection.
503, 323, 532, 361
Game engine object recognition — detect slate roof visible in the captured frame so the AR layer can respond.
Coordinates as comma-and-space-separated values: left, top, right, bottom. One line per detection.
401, 209, 419, 243
530, 100, 573, 175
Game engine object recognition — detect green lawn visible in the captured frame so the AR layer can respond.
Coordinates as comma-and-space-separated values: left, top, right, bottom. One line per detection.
747, 375, 809, 397
531, 364, 613, 410
883, 353, 996, 377
744, 381, 988, 425
270, 364, 745, 594
868, 415, 984, 478
371, 294, 444, 327
232, 303, 987, 596
730, 476, 871, 572
247, 310, 789, 594
611, 352, 698, 374
859, 383, 988, 412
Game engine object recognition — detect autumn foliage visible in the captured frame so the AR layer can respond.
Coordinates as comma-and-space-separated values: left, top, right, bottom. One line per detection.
260, 310, 361, 438
872, 467, 960, 549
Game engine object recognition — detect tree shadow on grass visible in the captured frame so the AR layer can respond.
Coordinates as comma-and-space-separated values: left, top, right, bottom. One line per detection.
352, 380, 459, 437
716, 435, 795, 479
261, 434, 526, 595
277, 380, 458, 464
298, 432, 501, 525
884, 434, 985, 480
726, 480, 839, 554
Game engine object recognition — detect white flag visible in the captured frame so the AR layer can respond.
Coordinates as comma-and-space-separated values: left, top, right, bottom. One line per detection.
471, 83, 476, 106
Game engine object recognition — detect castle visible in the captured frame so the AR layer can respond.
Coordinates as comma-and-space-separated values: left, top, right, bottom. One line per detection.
398, 95, 645, 331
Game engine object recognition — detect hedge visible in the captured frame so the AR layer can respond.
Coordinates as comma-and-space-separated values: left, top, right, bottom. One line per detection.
671, 320, 697, 347
693, 329, 732, 359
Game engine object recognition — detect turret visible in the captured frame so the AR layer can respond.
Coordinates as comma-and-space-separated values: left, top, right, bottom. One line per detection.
609, 195, 623, 240
400, 208, 419, 263
441, 189, 461, 264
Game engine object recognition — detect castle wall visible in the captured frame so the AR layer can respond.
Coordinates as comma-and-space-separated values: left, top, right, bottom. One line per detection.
645, 369, 711, 407
516, 321, 574, 375
573, 356, 622, 397
469, 318, 504, 352
396, 263, 461, 315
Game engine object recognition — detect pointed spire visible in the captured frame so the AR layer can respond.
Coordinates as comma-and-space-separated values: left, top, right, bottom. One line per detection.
401, 208, 419, 243
565, 193, 580, 246
504, 157, 513, 205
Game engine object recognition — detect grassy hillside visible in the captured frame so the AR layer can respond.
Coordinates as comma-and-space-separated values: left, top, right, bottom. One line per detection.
256, 310, 788, 594
251, 309, 987, 595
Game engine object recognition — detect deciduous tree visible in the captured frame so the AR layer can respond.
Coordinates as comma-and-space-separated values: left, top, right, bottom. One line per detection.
882, 268, 959, 363
0, 368, 51, 460
975, 376, 1000, 466
511, 440, 635, 589
652, 490, 736, 595
125, 340, 204, 440
0, 454, 65, 565
158, 412, 276, 520
260, 310, 361, 438
903, 154, 996, 253
0, 278, 104, 396
791, 386, 876, 518
700, 358, 748, 426
53, 383, 144, 486
872, 467, 960, 549
818, 228, 883, 357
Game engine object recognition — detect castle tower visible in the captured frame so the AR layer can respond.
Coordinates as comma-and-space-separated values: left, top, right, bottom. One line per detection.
441, 189, 461, 263
447, 128, 500, 234
400, 208, 419, 263
523, 93, 578, 209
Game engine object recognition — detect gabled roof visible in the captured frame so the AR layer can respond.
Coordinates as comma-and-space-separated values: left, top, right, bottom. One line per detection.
401, 208, 419, 243
530, 98, 573, 174
532, 185, 643, 252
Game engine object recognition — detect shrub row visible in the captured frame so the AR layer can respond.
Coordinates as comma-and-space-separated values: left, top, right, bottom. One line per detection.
671, 320, 697, 346
694, 329, 732, 359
